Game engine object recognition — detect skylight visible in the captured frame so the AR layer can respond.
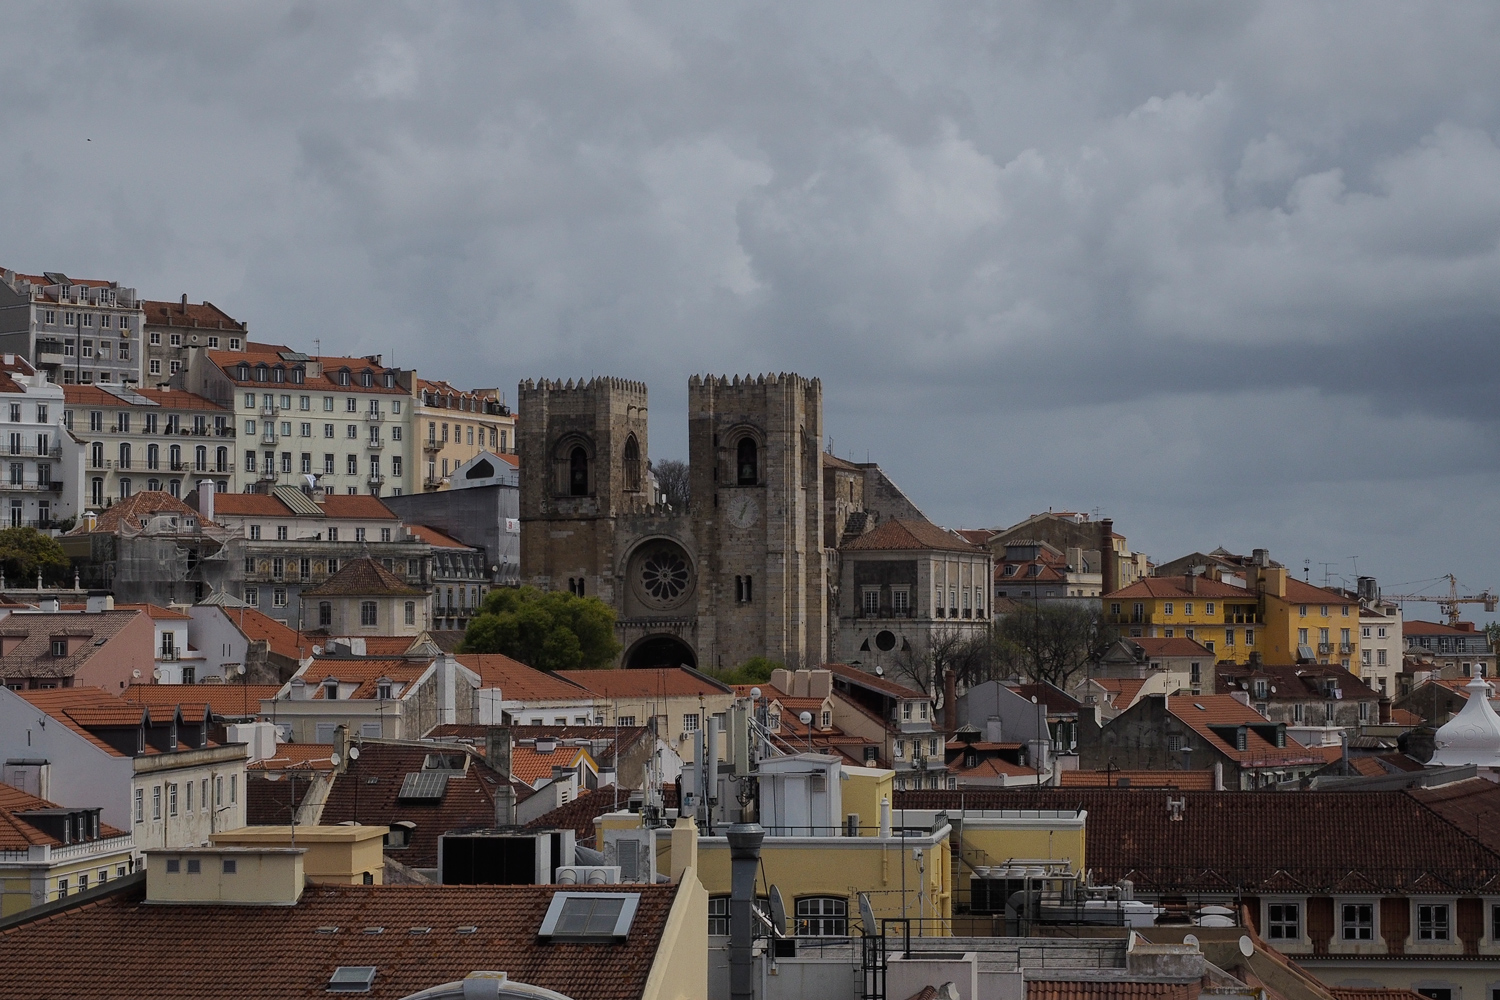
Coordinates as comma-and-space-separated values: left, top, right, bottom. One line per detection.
539, 892, 640, 940
326, 966, 377, 992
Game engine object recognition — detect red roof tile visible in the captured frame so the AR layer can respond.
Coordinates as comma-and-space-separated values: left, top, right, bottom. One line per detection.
523, 784, 626, 845
301, 558, 425, 597
0, 880, 680, 1000
1058, 770, 1216, 790
301, 657, 432, 700
823, 661, 928, 699
70, 492, 216, 535
1106, 576, 1250, 601
246, 743, 338, 771
841, 518, 983, 553
555, 667, 732, 699
407, 524, 471, 549
1165, 695, 1319, 765
509, 743, 593, 786
1124, 637, 1214, 658
458, 655, 596, 701
114, 603, 191, 621
140, 298, 247, 332
1404, 619, 1487, 636
0, 783, 126, 849
1028, 984, 1196, 1000
227, 606, 309, 662
125, 683, 282, 718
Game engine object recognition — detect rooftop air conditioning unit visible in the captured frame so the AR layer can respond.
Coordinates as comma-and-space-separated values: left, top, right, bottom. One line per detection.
555, 866, 621, 885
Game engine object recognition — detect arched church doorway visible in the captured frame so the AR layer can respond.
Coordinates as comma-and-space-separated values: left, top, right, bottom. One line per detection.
625, 635, 697, 670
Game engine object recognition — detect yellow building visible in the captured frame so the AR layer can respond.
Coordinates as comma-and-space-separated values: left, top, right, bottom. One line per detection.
209, 824, 388, 884
1253, 566, 1360, 670
1104, 575, 1264, 662
414, 378, 516, 491
0, 784, 138, 916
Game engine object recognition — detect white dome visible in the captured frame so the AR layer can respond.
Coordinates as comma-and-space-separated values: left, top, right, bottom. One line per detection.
1429, 676, 1500, 767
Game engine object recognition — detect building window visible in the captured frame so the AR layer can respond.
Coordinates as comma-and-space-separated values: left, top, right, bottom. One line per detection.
1267, 902, 1300, 940
708, 896, 729, 936
623, 435, 641, 492
152, 785, 162, 820
683, 713, 700, 733
361, 601, 377, 626
1342, 903, 1374, 941
134, 788, 143, 823
736, 437, 758, 485
404, 601, 415, 625
1418, 903, 1451, 941
569, 446, 589, 495
795, 896, 848, 937
318, 602, 332, 627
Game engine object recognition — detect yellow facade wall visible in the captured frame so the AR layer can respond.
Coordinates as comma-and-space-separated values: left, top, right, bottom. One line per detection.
0, 845, 137, 917
640, 868, 710, 1000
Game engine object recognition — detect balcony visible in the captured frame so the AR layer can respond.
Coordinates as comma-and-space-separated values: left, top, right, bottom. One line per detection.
1105, 613, 1150, 626
169, 461, 186, 472
159, 649, 180, 661
422, 440, 442, 454
1223, 612, 1263, 624
365, 438, 384, 450
260, 431, 277, 445
2, 443, 63, 459
260, 404, 278, 417
367, 473, 386, 486
258, 470, 277, 482
364, 411, 382, 422
1317, 643, 1332, 655
0, 480, 63, 493
1340, 643, 1353, 654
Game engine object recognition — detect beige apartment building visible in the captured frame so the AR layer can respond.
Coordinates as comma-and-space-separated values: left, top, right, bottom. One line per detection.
412, 378, 514, 491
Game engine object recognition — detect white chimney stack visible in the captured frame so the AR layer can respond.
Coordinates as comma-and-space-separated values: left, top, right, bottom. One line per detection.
197, 481, 215, 521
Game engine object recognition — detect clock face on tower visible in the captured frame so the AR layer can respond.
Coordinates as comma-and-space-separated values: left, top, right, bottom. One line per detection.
727, 494, 759, 529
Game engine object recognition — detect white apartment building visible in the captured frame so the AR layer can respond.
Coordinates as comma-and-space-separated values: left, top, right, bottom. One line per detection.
0, 355, 80, 528
141, 296, 246, 387
180, 345, 413, 497
63, 385, 234, 508
1358, 601, 1403, 698
0, 270, 145, 386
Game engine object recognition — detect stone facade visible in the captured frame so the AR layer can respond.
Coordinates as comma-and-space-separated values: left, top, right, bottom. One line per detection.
518, 373, 828, 671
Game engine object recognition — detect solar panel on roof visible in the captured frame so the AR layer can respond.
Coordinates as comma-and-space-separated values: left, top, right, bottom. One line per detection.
279, 351, 312, 362
397, 771, 450, 800
272, 485, 324, 516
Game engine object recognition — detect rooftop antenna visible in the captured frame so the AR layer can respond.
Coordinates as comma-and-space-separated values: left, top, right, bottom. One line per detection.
1319, 562, 1335, 588
1304, 559, 1311, 582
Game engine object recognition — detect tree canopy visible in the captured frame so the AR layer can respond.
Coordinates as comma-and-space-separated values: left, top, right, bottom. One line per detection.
652, 459, 690, 511
459, 586, 622, 672
0, 527, 69, 586
709, 656, 780, 686
994, 602, 1116, 689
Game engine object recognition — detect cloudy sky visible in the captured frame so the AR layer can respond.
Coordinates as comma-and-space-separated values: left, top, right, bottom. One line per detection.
4, 2, 1500, 608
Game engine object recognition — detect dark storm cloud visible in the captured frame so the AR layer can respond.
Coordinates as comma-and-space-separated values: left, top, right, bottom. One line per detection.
4, 1, 1500, 597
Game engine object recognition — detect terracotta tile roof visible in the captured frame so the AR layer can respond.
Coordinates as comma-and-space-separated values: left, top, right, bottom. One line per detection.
227, 606, 309, 662
0, 783, 126, 849
17, 688, 135, 755
1165, 695, 1320, 766
0, 880, 680, 1000
70, 491, 215, 535
841, 518, 983, 553
320, 742, 523, 867
140, 298, 246, 331
17, 688, 218, 758
1389, 708, 1424, 726
1277, 577, 1355, 607
246, 743, 338, 771
1028, 984, 1196, 1000
524, 784, 625, 845
1106, 575, 1250, 601
897, 782, 1500, 894
1404, 619, 1487, 637
1057, 770, 1216, 790
245, 771, 315, 825
210, 493, 291, 517
429, 630, 466, 652
349, 636, 422, 656
125, 683, 282, 718
823, 661, 927, 699
457, 655, 596, 701
1330, 991, 1429, 1000
555, 667, 732, 699
1216, 663, 1379, 703
61, 385, 227, 411
315, 494, 400, 520
955, 529, 997, 545
821, 452, 862, 471
299, 657, 433, 700
301, 558, 425, 597
407, 524, 471, 549
209, 350, 409, 395
114, 603, 191, 621
509, 743, 593, 786
1409, 778, 1500, 856
1092, 677, 1149, 709
0, 610, 146, 683
951, 757, 1036, 780
1125, 637, 1214, 658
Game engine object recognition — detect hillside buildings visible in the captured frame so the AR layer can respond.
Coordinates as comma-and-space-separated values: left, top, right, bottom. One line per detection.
0, 269, 144, 386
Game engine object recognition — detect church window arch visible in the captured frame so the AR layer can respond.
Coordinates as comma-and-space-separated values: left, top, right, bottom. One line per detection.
623, 435, 641, 492
737, 437, 758, 485
569, 447, 589, 496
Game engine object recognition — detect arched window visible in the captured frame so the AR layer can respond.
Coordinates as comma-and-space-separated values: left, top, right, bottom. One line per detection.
215, 447, 228, 472
195, 445, 207, 471
90, 442, 103, 467
169, 444, 181, 470
737, 438, 758, 485
569, 447, 589, 496
623, 435, 641, 492
118, 442, 131, 470
146, 443, 159, 470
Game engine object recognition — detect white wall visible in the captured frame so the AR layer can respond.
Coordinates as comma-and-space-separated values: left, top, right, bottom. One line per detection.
186, 606, 251, 679
0, 686, 132, 827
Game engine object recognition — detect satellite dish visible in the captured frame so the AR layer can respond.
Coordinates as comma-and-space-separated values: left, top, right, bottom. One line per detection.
263, 771, 282, 782
312, 645, 323, 655
749, 687, 761, 700
131, 669, 141, 679
799, 711, 813, 726
151, 668, 163, 681
1239, 935, 1254, 958
347, 746, 360, 760
768, 885, 787, 938
1183, 933, 1200, 948
875, 666, 884, 676
859, 892, 877, 938
329, 753, 341, 767
235, 664, 247, 676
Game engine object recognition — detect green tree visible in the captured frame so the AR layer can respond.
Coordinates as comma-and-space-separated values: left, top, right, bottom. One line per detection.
0, 526, 69, 585
460, 586, 622, 671
709, 656, 781, 686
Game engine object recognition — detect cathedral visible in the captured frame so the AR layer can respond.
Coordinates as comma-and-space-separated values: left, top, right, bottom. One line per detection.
518, 373, 829, 670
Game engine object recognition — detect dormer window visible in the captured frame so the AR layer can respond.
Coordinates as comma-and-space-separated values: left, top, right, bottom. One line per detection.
323, 680, 339, 700
272, 366, 285, 383
383, 373, 394, 388
290, 367, 304, 384
1253, 679, 1268, 700
255, 364, 268, 382
361, 370, 373, 387
51, 638, 67, 657
236, 364, 250, 380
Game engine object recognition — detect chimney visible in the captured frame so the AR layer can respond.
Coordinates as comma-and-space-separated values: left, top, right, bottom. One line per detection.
1253, 548, 1269, 568
196, 481, 215, 522
1185, 573, 1197, 595
1098, 519, 1116, 592
1248, 650, 1262, 666
85, 593, 113, 613
180, 293, 188, 312
485, 725, 512, 778
726, 824, 765, 1000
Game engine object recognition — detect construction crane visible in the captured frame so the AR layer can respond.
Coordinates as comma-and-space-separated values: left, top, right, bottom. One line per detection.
1384, 574, 1498, 626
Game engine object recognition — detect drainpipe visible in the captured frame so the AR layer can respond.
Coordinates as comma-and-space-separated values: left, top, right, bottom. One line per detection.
727, 823, 765, 1000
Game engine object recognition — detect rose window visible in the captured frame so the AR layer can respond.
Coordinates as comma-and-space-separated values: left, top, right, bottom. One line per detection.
641, 550, 690, 602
